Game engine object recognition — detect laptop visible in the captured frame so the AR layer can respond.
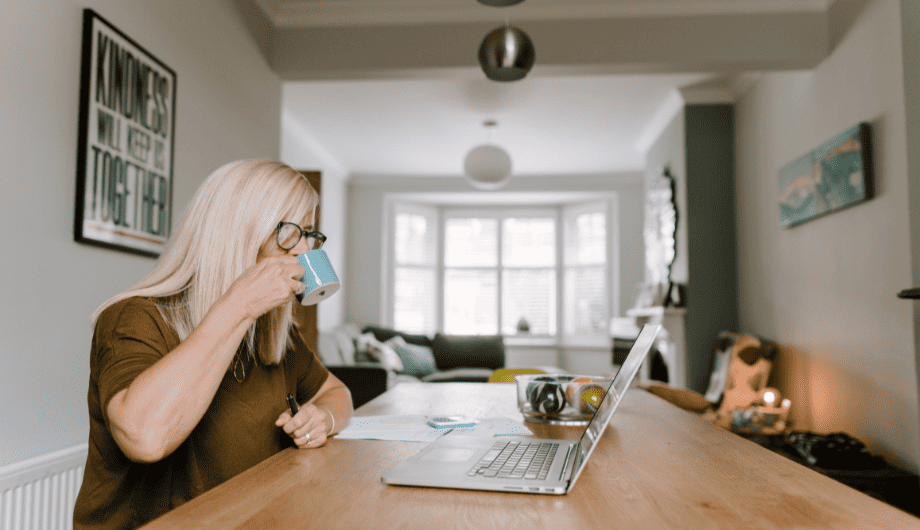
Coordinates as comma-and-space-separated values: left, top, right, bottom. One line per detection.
381, 323, 661, 494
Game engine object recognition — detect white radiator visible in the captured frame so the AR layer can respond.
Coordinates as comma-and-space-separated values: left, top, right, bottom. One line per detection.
0, 444, 87, 530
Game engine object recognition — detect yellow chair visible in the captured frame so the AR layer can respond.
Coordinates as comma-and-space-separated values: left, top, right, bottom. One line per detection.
488, 368, 546, 383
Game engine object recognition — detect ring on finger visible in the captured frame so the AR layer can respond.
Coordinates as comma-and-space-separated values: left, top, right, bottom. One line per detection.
304, 432, 311, 445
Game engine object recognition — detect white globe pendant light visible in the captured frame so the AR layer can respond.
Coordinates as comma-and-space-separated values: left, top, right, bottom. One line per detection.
464, 120, 512, 190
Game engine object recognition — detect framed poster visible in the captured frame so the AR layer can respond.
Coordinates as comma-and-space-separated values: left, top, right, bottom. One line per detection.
778, 122, 873, 228
74, 9, 176, 257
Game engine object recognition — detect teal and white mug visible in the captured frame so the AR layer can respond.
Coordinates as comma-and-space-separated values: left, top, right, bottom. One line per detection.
296, 249, 340, 305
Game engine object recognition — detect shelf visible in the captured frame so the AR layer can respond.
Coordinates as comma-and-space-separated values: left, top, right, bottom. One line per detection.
625, 306, 687, 318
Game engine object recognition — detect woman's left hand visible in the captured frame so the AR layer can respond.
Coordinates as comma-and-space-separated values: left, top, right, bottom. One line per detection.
275, 403, 329, 449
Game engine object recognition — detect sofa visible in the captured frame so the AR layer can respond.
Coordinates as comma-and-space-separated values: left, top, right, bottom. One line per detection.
317, 324, 506, 408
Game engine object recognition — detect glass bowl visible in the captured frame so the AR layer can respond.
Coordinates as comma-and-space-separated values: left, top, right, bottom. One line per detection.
516, 374, 614, 425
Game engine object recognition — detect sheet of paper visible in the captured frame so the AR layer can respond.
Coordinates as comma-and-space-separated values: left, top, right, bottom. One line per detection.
335, 415, 451, 442
334, 415, 532, 442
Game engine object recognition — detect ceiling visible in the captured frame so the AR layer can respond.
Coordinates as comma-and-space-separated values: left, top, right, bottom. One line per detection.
232, 0, 854, 178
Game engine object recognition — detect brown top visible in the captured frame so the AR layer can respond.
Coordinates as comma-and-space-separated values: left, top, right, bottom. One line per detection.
73, 297, 329, 530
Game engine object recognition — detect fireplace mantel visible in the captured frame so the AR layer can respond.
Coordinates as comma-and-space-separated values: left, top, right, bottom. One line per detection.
625, 306, 687, 389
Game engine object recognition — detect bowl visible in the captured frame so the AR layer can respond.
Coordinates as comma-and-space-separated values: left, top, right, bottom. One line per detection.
516, 374, 614, 425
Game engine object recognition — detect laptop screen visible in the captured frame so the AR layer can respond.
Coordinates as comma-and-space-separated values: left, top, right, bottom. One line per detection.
567, 323, 661, 486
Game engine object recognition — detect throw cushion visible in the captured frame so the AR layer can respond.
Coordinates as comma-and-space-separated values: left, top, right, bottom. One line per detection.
356, 332, 404, 372
362, 324, 432, 348
316, 333, 344, 365
385, 336, 438, 378
431, 333, 505, 370
332, 324, 362, 364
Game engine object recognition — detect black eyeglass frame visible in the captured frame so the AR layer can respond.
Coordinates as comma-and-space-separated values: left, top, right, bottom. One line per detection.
276, 221, 327, 251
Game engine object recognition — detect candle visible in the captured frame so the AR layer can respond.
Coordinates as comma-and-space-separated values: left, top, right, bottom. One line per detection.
763, 390, 776, 406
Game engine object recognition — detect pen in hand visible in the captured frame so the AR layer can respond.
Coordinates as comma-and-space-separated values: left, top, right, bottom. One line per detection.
286, 393, 299, 415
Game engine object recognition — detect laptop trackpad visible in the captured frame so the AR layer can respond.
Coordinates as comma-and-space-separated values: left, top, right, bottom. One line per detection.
421, 448, 477, 462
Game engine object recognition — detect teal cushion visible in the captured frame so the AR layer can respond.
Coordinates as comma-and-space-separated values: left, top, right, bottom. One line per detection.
393, 343, 438, 377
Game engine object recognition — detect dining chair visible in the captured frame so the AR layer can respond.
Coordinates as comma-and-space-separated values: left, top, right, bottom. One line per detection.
488, 368, 546, 383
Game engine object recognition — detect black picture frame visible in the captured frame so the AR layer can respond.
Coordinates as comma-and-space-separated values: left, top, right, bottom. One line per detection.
74, 9, 177, 257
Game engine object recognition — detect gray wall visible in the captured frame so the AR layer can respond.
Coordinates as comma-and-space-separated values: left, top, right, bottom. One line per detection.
900, 0, 920, 470
644, 105, 739, 393
735, 0, 919, 471
0, 0, 282, 467
685, 105, 738, 393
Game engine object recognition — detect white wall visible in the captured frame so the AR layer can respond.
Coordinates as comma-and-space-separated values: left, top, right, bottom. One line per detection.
0, 0, 281, 467
735, 0, 919, 471
280, 111, 348, 330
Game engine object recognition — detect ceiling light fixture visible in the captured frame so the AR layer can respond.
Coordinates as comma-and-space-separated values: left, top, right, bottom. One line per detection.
476, 0, 533, 82
478, 24, 535, 82
464, 120, 512, 190
476, 0, 526, 6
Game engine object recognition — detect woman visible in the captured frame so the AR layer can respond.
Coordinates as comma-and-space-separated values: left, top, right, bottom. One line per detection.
73, 159, 353, 529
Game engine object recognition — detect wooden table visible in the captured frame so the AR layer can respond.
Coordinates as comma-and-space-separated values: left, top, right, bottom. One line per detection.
142, 383, 918, 529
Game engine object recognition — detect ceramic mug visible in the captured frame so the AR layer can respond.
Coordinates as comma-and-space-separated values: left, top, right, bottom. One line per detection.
295, 249, 340, 305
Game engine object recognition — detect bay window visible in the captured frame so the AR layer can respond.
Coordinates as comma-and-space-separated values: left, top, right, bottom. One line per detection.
388, 199, 612, 343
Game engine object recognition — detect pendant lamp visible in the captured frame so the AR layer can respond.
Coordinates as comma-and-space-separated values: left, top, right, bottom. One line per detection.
478, 25, 535, 82
476, 0, 526, 6
464, 120, 512, 190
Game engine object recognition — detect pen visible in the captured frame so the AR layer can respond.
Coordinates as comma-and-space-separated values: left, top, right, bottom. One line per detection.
287, 393, 299, 415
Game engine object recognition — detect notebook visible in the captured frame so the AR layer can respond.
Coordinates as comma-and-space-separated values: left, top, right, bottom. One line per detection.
381, 323, 661, 494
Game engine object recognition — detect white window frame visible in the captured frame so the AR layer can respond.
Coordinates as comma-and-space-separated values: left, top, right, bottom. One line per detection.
383, 201, 440, 330
384, 196, 618, 347
442, 206, 559, 337
561, 200, 612, 346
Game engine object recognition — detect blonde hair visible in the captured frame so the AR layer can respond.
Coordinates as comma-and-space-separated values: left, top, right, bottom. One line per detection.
93, 159, 319, 365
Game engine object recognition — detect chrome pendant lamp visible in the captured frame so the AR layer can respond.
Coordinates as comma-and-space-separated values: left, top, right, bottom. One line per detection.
478, 25, 535, 82
476, 0, 534, 82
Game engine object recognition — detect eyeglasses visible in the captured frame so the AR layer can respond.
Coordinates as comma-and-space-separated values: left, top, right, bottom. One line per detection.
276, 222, 327, 251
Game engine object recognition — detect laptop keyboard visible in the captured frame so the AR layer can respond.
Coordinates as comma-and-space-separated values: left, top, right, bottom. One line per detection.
467, 440, 559, 480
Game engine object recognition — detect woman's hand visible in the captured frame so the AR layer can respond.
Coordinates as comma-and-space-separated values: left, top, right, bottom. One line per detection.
276, 403, 331, 449
224, 256, 305, 321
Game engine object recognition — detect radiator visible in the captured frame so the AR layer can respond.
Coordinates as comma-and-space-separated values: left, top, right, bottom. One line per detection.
0, 444, 87, 530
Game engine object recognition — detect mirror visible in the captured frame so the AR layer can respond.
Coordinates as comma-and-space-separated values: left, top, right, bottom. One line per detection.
644, 167, 678, 288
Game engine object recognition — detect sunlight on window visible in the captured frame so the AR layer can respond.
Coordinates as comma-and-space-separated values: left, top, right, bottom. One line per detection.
393, 267, 435, 333
445, 218, 497, 267
502, 269, 556, 335
444, 269, 497, 334
564, 266, 606, 334
565, 212, 605, 265
395, 213, 435, 266
502, 218, 555, 267
564, 207, 608, 336
393, 207, 438, 334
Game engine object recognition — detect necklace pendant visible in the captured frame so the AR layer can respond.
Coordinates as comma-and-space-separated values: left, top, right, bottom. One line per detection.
233, 355, 246, 383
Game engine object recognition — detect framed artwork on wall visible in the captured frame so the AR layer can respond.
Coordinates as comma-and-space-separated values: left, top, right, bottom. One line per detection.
778, 122, 873, 228
73, 9, 177, 257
